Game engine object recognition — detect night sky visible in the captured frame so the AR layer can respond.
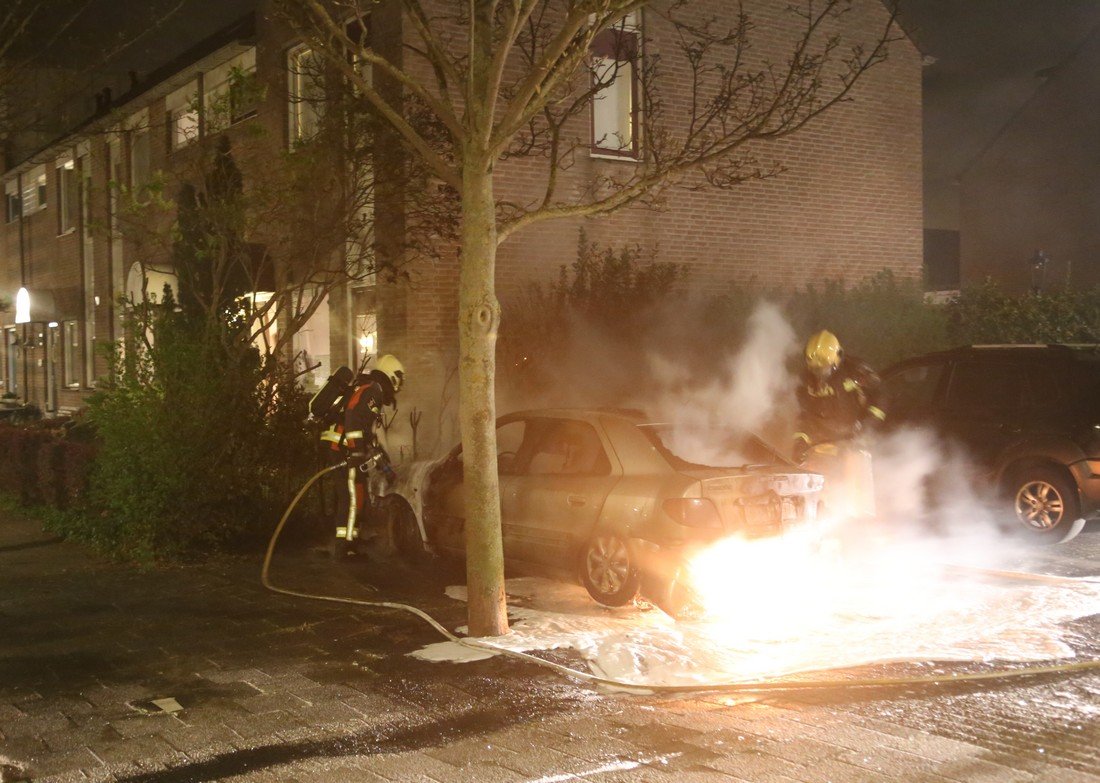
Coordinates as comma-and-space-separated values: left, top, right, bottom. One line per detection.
901, 0, 1100, 228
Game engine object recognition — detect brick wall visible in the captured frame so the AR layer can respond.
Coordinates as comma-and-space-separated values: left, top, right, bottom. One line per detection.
386, 0, 923, 455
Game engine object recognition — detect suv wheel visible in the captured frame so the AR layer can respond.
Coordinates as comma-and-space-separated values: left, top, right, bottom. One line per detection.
1009, 466, 1080, 534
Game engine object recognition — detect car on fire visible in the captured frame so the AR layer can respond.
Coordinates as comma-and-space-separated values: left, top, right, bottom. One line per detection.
386, 409, 824, 612
881, 344, 1100, 537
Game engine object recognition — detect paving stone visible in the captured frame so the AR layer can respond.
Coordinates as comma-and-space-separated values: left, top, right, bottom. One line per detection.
86, 734, 180, 766
222, 709, 309, 741
834, 744, 960, 781
926, 757, 1037, 783
1030, 765, 1100, 783
358, 750, 466, 782
698, 748, 810, 781
24, 746, 103, 778
2, 710, 74, 738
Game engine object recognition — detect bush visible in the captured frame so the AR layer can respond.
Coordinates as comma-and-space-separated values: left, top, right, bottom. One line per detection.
50, 304, 316, 561
499, 238, 950, 408
947, 282, 1100, 345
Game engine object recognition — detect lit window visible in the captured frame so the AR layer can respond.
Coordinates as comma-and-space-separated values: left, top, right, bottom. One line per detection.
591, 12, 640, 158
57, 158, 77, 234
4, 179, 19, 222
166, 79, 200, 148
288, 44, 325, 144
293, 287, 330, 390
62, 320, 80, 388
21, 166, 47, 211
204, 48, 258, 130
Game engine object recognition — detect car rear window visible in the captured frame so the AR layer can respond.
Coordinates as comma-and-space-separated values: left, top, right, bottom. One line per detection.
639, 425, 786, 470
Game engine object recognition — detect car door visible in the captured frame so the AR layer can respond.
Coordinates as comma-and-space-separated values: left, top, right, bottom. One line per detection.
939, 358, 1029, 474
423, 417, 534, 556
507, 417, 621, 567
880, 358, 949, 427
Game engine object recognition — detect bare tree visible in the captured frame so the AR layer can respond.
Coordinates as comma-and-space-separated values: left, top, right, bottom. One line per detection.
114, 65, 453, 371
279, 0, 899, 636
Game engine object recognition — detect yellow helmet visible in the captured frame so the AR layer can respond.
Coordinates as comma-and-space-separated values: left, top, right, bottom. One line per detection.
375, 354, 405, 392
805, 330, 842, 377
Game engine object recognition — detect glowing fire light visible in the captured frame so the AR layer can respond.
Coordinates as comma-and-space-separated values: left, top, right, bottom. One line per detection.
680, 522, 999, 677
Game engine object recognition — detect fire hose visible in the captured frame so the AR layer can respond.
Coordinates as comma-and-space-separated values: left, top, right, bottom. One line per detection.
263, 464, 1100, 696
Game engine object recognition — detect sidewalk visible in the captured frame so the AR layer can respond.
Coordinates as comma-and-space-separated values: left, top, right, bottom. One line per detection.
1, 506, 1098, 783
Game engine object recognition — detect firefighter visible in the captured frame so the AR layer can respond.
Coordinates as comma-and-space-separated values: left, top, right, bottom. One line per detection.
320, 354, 405, 554
794, 330, 884, 519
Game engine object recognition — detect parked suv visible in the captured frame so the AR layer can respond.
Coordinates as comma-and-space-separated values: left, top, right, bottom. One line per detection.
880, 345, 1100, 535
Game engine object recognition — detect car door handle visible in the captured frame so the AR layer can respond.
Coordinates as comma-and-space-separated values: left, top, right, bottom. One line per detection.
567, 494, 587, 508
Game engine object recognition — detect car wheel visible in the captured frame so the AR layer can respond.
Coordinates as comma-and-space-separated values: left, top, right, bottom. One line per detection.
388, 498, 431, 565
580, 533, 640, 607
1008, 466, 1080, 535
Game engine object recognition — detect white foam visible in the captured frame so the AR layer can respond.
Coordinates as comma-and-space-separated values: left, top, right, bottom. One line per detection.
414, 567, 1100, 687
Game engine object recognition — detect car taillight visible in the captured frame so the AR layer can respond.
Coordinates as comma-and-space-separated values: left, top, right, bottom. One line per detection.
662, 498, 722, 529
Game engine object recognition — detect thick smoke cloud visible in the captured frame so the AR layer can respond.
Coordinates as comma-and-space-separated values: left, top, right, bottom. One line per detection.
652, 302, 799, 465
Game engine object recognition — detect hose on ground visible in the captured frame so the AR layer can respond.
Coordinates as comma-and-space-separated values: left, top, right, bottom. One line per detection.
262, 466, 1100, 696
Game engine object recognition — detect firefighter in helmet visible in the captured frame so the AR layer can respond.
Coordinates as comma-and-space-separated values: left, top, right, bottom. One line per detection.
319, 354, 405, 554
794, 330, 884, 457
794, 331, 883, 518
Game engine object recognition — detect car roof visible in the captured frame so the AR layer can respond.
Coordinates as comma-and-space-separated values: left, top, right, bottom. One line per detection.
503, 407, 649, 424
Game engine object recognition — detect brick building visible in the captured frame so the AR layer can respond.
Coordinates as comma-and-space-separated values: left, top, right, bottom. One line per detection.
0, 0, 921, 456
959, 23, 1100, 293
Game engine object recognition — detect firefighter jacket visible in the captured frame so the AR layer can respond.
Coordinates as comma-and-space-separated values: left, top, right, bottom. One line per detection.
320, 372, 392, 453
795, 356, 885, 447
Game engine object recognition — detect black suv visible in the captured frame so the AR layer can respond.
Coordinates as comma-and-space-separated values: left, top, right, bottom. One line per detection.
880, 345, 1100, 536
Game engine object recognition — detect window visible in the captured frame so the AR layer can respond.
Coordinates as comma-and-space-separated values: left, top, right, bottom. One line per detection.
205, 48, 258, 130
166, 79, 200, 148
5, 328, 18, 394
882, 361, 946, 420
21, 166, 47, 212
4, 179, 19, 222
57, 158, 77, 234
62, 321, 80, 388
945, 361, 1028, 413
528, 420, 611, 476
292, 287, 330, 390
591, 12, 640, 157
131, 129, 151, 190
351, 286, 377, 371
288, 44, 325, 144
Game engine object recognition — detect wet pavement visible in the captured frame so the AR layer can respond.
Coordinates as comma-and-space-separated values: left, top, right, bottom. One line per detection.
1, 505, 1098, 782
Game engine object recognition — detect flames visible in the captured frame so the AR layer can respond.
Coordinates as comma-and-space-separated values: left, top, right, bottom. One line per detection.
680, 521, 967, 656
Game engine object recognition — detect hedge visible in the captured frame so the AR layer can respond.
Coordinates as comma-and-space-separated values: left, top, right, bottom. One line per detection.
0, 423, 96, 509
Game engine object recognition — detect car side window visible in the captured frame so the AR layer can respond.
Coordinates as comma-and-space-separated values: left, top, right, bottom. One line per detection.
882, 361, 946, 419
526, 420, 611, 476
496, 420, 527, 475
945, 361, 1027, 413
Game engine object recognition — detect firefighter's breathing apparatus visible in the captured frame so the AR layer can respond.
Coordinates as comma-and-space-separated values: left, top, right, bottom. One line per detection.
266, 372, 1100, 694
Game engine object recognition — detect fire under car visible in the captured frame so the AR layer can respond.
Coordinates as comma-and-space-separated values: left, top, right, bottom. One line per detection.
385, 409, 824, 613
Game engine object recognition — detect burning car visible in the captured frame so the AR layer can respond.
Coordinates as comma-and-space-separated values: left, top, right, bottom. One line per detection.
386, 409, 824, 613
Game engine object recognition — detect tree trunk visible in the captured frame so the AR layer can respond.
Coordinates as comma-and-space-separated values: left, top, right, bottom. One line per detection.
458, 161, 508, 637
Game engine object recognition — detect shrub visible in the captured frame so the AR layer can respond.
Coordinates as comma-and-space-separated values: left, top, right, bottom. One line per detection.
947, 282, 1100, 345
51, 303, 316, 561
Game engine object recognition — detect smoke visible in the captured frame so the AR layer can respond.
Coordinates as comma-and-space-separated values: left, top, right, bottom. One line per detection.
651, 301, 800, 465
